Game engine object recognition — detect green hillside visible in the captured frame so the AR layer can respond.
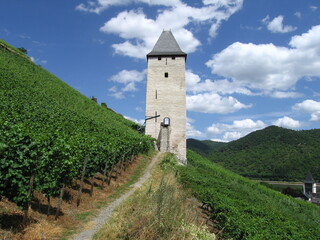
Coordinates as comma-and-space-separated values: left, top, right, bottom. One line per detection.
0, 39, 139, 135
0, 40, 152, 214
189, 126, 320, 181
179, 150, 320, 240
187, 138, 226, 155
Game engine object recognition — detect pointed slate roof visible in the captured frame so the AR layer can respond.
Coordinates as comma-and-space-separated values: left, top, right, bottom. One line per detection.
147, 30, 187, 58
304, 171, 315, 183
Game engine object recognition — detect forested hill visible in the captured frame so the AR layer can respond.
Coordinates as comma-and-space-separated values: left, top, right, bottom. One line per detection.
187, 126, 320, 181
187, 138, 226, 155
0, 39, 152, 212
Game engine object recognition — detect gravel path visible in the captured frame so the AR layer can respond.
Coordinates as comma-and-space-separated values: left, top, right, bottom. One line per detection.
71, 152, 162, 240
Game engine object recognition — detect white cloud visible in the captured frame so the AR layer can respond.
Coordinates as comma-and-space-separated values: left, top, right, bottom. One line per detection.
273, 116, 301, 128
110, 69, 146, 84
293, 99, 320, 121
135, 106, 143, 112
289, 25, 320, 50
121, 82, 137, 92
270, 91, 302, 98
76, 0, 181, 14
29, 56, 47, 65
206, 42, 296, 91
78, 0, 243, 15
294, 12, 301, 18
109, 91, 125, 99
100, 9, 200, 58
206, 25, 320, 96
310, 6, 318, 12
93, 38, 105, 45
261, 15, 270, 24
262, 15, 297, 33
207, 119, 266, 142
109, 69, 146, 98
124, 115, 145, 125
96, 1, 243, 58
293, 99, 320, 113
186, 69, 254, 114
311, 111, 320, 121
240, 25, 263, 31
186, 70, 201, 90
109, 86, 118, 92
18, 34, 31, 39
188, 77, 254, 95
186, 117, 195, 123
263, 15, 295, 32
187, 69, 255, 95
186, 118, 204, 138
207, 124, 220, 134
187, 93, 251, 114
111, 41, 150, 59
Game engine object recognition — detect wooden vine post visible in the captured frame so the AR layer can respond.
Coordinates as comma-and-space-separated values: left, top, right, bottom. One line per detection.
107, 162, 114, 185
101, 159, 109, 187
23, 174, 35, 226
77, 156, 89, 207
55, 182, 65, 220
47, 195, 51, 216
90, 176, 94, 197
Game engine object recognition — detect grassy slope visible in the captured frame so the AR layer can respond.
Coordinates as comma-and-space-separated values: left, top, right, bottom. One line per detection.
179, 150, 320, 240
0, 39, 139, 138
93, 153, 215, 240
189, 126, 320, 181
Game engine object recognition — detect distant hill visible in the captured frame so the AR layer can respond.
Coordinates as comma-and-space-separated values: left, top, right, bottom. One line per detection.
187, 126, 320, 181
187, 138, 226, 155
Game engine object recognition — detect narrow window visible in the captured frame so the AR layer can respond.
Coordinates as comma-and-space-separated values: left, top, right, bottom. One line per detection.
158, 57, 161, 60
172, 56, 175, 60
164, 72, 168, 78
166, 58, 167, 65
155, 111, 157, 122
155, 90, 157, 99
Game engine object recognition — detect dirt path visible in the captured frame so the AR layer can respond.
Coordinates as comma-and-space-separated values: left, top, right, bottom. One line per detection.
71, 152, 162, 240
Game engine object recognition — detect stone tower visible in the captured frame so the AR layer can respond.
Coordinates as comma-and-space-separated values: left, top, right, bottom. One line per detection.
303, 171, 317, 201
145, 30, 187, 164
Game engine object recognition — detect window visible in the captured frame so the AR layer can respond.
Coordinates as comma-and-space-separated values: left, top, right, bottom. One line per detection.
164, 72, 168, 78
155, 90, 157, 99
155, 111, 157, 122
172, 57, 175, 60
158, 57, 161, 60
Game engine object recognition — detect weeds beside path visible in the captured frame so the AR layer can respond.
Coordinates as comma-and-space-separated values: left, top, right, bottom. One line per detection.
93, 153, 216, 240
71, 152, 163, 240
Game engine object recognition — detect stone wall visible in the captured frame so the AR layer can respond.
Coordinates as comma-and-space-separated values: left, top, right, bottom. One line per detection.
145, 56, 186, 164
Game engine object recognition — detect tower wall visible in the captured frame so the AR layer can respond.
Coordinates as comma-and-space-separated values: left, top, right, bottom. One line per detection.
145, 56, 186, 163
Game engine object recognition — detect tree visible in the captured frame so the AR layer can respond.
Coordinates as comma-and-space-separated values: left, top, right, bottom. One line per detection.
17, 47, 27, 54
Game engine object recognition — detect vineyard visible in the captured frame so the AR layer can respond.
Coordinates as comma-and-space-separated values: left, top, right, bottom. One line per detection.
0, 40, 153, 225
179, 150, 320, 240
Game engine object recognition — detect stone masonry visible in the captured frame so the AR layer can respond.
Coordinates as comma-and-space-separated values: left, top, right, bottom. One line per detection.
145, 31, 187, 164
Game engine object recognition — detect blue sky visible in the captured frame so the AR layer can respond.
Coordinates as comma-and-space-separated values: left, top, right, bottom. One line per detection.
1, 0, 320, 142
